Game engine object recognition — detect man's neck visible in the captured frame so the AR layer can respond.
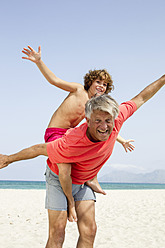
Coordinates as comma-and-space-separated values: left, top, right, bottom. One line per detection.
86, 128, 100, 143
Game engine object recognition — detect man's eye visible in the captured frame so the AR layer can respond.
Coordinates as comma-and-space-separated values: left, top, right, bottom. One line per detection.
95, 119, 100, 123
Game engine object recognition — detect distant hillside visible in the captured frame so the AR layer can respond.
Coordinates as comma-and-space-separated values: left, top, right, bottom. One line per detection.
98, 169, 165, 183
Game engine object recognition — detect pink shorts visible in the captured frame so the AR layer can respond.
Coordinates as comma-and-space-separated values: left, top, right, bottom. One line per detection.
44, 127, 68, 143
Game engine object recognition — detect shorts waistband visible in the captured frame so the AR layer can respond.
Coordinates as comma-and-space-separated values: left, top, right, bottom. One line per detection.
45, 127, 68, 132
44, 127, 68, 142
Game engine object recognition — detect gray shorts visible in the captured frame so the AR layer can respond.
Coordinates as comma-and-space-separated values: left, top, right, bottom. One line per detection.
45, 166, 96, 211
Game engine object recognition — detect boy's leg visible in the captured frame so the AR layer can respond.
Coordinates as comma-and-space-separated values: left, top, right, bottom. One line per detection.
75, 200, 97, 248
86, 176, 106, 195
46, 209, 67, 248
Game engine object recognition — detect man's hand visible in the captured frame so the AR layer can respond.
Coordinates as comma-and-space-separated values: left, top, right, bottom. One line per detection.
22, 45, 41, 63
122, 140, 135, 152
0, 154, 10, 169
68, 204, 77, 222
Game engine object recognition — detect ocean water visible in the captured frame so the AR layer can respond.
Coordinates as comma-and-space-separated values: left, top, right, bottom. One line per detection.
0, 180, 165, 190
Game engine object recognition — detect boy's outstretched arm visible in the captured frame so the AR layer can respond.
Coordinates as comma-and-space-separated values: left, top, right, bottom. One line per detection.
131, 75, 165, 109
22, 45, 82, 92
116, 135, 135, 152
0, 144, 47, 169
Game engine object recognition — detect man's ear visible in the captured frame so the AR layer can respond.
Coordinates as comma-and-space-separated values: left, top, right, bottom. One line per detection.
86, 117, 90, 127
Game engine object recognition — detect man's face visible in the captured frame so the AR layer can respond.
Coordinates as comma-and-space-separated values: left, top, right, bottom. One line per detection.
89, 78, 107, 96
86, 110, 114, 142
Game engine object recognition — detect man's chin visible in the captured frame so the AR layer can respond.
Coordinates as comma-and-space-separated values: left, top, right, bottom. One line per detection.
100, 137, 109, 141
97, 133, 109, 141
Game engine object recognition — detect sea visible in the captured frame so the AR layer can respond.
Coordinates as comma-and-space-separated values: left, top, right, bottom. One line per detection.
0, 180, 165, 190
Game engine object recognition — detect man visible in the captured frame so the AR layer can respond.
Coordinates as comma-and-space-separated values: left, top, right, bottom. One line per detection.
1, 75, 164, 248
21, 45, 135, 220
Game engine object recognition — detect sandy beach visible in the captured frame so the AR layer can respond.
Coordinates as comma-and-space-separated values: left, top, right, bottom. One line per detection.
0, 189, 165, 248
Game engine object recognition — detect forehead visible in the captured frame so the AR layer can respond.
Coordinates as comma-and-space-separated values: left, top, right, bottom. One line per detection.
95, 77, 106, 82
99, 73, 109, 82
91, 109, 113, 119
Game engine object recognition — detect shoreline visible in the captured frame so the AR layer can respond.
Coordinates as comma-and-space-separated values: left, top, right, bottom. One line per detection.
1, 181, 165, 190
1, 189, 165, 247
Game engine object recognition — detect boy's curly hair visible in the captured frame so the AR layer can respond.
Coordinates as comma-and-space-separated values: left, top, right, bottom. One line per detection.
84, 69, 114, 94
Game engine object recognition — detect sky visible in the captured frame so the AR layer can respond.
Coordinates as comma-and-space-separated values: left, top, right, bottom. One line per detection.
0, 0, 165, 181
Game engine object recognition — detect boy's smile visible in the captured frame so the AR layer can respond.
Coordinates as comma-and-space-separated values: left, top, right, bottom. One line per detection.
88, 78, 107, 97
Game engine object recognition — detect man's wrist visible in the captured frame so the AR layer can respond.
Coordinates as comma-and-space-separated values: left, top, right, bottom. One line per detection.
68, 197, 75, 207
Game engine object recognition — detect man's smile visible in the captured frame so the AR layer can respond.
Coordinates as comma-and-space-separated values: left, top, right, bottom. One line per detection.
97, 129, 108, 134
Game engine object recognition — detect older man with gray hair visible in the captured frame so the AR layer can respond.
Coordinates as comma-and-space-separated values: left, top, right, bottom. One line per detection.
0, 75, 165, 248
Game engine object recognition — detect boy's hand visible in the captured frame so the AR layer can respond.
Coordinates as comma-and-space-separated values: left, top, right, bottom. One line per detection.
22, 45, 41, 63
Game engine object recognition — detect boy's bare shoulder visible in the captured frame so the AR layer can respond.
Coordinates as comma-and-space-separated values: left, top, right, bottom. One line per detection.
76, 83, 85, 90
76, 84, 87, 95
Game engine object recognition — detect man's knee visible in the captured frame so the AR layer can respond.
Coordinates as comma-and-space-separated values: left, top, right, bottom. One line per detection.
49, 221, 66, 238
48, 224, 65, 247
48, 209, 67, 242
80, 221, 97, 240
87, 222, 97, 240
48, 216, 67, 246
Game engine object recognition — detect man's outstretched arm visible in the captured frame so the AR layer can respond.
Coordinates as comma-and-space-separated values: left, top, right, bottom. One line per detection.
131, 75, 165, 109
0, 144, 47, 169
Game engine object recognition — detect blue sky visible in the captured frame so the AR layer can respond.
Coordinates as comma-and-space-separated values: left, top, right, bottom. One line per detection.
0, 0, 165, 180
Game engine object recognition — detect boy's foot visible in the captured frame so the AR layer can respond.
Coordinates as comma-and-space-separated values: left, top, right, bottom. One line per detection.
86, 179, 106, 195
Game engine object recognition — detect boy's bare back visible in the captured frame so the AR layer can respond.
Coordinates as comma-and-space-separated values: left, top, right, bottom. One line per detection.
48, 86, 89, 129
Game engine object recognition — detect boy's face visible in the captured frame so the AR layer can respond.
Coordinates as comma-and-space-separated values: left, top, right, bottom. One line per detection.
89, 78, 107, 96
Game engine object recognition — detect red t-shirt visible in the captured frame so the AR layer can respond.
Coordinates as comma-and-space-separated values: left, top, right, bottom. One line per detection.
47, 101, 137, 184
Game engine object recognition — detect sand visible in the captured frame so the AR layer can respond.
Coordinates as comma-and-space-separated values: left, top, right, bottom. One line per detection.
0, 189, 165, 248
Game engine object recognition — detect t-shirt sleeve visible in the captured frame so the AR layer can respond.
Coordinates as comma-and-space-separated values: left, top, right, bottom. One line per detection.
115, 100, 137, 131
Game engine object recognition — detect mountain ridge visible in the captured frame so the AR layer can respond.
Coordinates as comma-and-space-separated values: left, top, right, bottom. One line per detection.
98, 169, 165, 183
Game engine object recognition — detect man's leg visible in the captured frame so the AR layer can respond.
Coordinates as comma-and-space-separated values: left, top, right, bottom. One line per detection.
46, 209, 67, 248
45, 167, 68, 248
75, 200, 97, 248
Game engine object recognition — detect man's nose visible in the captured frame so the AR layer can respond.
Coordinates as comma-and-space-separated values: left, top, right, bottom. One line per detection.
99, 122, 107, 130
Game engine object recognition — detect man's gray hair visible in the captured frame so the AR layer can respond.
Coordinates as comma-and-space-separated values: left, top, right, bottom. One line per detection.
85, 94, 119, 119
